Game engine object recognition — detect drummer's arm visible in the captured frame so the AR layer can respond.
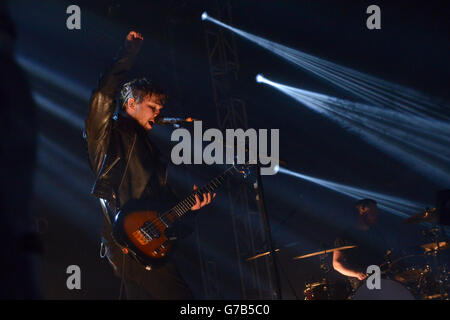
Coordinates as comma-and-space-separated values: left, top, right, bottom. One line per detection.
333, 251, 368, 281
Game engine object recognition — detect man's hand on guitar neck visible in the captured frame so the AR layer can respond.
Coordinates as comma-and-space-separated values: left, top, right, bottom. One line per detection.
191, 185, 216, 211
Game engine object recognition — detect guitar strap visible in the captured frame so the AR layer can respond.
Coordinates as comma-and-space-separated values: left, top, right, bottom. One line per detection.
99, 198, 114, 225
98, 197, 120, 267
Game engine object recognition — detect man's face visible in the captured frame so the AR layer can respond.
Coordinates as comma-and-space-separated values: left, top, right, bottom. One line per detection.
126, 93, 164, 131
359, 204, 379, 226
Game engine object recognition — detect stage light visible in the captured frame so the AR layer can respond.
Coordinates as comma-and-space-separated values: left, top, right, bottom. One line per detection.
203, 15, 449, 121
201, 11, 208, 21
273, 164, 280, 174
277, 166, 430, 219
16, 54, 91, 102
33, 92, 84, 129
255, 74, 265, 83
257, 75, 450, 186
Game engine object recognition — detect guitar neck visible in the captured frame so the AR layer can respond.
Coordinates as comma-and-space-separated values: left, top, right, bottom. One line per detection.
169, 165, 239, 219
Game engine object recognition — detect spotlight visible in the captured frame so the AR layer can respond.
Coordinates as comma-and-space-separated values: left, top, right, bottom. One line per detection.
201, 11, 208, 21
273, 164, 280, 174
260, 75, 450, 186
205, 16, 448, 121
256, 74, 264, 83
277, 166, 430, 218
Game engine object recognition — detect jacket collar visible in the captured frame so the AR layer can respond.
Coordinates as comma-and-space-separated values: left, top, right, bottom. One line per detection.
114, 112, 154, 153
114, 113, 140, 137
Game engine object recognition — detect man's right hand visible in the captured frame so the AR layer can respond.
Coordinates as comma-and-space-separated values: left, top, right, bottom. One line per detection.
355, 272, 368, 281
125, 31, 143, 52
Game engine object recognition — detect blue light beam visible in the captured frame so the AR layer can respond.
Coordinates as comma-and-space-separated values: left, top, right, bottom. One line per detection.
277, 167, 430, 219
257, 75, 450, 186
204, 16, 449, 120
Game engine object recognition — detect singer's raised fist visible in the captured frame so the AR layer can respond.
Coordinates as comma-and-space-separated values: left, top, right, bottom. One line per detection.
125, 31, 143, 51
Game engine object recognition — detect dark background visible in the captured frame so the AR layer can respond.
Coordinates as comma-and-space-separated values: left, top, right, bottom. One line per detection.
3, 0, 449, 299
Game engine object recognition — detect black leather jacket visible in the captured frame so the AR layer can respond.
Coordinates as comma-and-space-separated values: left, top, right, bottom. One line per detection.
84, 45, 172, 215
84, 45, 197, 273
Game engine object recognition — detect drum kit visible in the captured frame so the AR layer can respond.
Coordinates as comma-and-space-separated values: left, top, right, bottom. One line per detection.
247, 207, 449, 300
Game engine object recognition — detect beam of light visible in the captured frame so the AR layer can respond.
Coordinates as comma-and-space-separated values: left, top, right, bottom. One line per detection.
38, 134, 89, 173
33, 91, 85, 129
204, 16, 449, 120
35, 134, 101, 241
277, 167, 430, 219
22, 56, 170, 140
16, 54, 92, 102
33, 89, 170, 143
257, 75, 450, 186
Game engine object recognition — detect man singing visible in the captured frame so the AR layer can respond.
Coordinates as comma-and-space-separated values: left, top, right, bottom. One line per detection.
84, 31, 214, 299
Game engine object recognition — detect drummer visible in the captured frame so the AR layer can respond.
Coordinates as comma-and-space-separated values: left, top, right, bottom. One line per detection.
333, 199, 390, 291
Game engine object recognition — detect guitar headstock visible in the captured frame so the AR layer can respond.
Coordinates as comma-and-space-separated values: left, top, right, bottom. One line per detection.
233, 162, 251, 179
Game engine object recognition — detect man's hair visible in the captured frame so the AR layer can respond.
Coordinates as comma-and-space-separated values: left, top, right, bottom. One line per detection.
119, 77, 166, 110
355, 198, 377, 213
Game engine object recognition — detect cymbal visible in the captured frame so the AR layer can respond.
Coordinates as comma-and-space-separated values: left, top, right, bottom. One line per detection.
293, 245, 357, 260
403, 208, 439, 224
420, 241, 449, 252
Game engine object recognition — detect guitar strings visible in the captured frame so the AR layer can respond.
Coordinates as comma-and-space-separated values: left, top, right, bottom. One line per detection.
139, 172, 229, 237
138, 165, 239, 238
140, 168, 232, 235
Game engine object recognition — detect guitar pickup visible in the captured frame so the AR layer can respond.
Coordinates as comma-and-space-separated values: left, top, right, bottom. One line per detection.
132, 230, 149, 245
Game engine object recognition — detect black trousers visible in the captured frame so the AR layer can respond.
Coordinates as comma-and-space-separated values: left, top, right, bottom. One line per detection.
118, 253, 194, 300
101, 223, 194, 300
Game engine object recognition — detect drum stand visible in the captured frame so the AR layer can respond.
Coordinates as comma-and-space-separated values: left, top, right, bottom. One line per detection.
415, 224, 449, 299
303, 255, 332, 300
426, 224, 449, 299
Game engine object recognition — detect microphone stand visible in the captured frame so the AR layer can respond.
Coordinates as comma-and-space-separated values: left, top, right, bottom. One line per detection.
253, 162, 283, 299
159, 122, 283, 298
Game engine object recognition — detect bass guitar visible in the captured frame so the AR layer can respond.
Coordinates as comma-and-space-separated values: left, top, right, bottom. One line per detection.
112, 164, 249, 267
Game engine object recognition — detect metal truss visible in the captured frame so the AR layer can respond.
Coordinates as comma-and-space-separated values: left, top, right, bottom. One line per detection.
201, 0, 274, 299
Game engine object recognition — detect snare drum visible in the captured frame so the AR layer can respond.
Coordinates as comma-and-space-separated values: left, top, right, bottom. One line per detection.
351, 279, 415, 300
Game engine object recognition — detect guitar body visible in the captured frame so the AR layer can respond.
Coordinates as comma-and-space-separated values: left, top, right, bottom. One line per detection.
112, 207, 174, 267
111, 164, 248, 267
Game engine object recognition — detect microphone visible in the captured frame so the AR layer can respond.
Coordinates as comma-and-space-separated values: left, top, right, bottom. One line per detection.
155, 117, 197, 125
